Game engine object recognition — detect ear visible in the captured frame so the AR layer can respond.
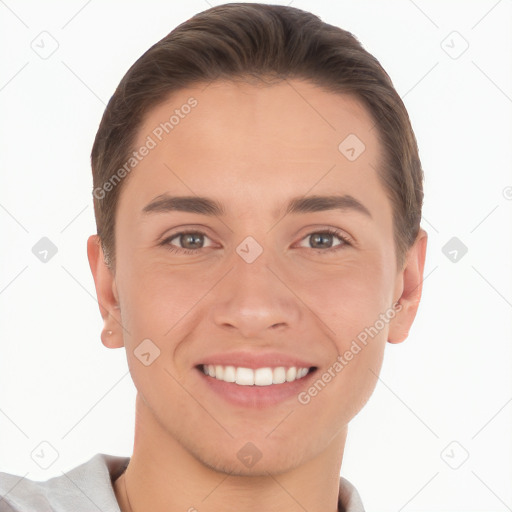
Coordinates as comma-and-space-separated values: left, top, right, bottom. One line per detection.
87, 235, 124, 348
387, 228, 428, 344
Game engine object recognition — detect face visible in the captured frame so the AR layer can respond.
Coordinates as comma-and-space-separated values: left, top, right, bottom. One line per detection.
89, 79, 426, 476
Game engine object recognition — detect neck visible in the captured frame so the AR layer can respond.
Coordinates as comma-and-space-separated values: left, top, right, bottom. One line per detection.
114, 393, 347, 512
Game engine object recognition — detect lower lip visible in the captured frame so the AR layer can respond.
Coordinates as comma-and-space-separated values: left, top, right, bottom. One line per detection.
195, 367, 317, 408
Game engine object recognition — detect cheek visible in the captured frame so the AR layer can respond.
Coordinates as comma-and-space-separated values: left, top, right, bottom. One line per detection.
289, 256, 393, 340
115, 255, 221, 360
118, 244, 394, 343
115, 261, 209, 401
290, 257, 391, 405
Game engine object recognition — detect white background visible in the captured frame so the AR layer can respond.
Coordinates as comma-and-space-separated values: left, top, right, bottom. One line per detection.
1, 1, 511, 511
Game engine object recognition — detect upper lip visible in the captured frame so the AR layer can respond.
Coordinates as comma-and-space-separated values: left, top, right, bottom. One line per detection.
195, 351, 317, 370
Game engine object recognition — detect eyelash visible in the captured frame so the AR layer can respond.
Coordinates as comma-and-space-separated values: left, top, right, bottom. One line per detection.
160, 228, 352, 256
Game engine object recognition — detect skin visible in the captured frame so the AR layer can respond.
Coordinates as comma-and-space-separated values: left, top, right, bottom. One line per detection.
87, 79, 427, 512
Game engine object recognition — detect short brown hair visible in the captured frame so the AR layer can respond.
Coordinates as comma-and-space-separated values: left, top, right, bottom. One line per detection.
91, 2, 423, 270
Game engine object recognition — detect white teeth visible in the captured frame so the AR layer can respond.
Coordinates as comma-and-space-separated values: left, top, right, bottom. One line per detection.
254, 368, 273, 386
215, 365, 224, 380
236, 367, 254, 386
286, 367, 297, 382
272, 366, 286, 384
223, 366, 236, 382
201, 364, 312, 386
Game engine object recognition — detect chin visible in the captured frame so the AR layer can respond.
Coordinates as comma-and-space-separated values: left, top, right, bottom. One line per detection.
193, 438, 309, 477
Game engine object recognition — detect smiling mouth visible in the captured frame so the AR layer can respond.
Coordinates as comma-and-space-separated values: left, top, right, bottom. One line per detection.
197, 364, 317, 386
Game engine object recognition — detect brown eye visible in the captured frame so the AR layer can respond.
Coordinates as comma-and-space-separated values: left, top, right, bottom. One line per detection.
175, 232, 204, 250
309, 232, 336, 249
298, 229, 351, 253
161, 231, 214, 254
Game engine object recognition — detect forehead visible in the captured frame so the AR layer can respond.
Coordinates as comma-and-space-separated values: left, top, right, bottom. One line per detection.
123, 79, 388, 222
135, 79, 378, 159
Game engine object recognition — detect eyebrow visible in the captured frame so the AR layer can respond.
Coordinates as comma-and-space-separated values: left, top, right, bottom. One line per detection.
141, 193, 372, 219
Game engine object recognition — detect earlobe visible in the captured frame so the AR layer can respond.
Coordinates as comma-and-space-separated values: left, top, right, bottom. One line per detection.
387, 228, 428, 344
87, 235, 124, 349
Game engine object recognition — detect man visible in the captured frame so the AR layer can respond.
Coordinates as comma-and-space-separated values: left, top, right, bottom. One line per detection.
0, 3, 427, 511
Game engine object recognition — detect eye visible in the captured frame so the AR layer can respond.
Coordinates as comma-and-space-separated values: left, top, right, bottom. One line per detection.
159, 228, 352, 256
297, 228, 352, 253
160, 231, 214, 255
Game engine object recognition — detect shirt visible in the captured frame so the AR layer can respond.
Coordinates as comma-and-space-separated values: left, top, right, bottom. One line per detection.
0, 453, 365, 511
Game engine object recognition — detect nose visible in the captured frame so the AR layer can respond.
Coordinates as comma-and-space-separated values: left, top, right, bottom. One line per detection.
210, 246, 301, 339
